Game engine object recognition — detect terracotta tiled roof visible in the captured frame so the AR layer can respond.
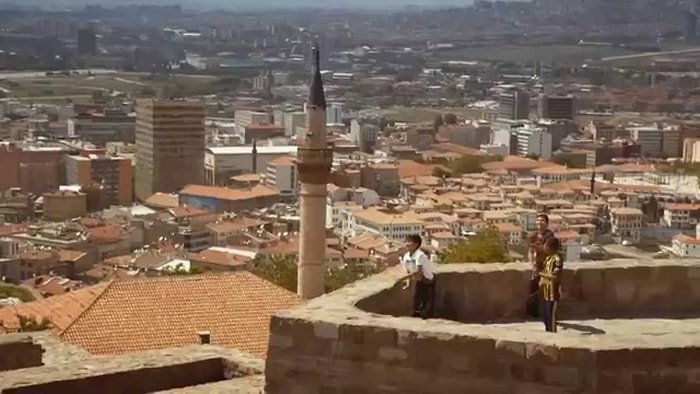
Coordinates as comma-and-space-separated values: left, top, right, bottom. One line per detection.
189, 250, 247, 268
0, 224, 26, 236
268, 156, 295, 166
180, 184, 278, 202
397, 160, 436, 178
144, 193, 180, 209
59, 272, 302, 358
0, 283, 109, 334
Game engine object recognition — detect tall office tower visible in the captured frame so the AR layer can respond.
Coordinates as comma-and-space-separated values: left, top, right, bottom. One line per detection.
498, 89, 530, 120
538, 94, 575, 120
134, 99, 205, 200
326, 102, 344, 125
297, 46, 332, 300
77, 27, 97, 56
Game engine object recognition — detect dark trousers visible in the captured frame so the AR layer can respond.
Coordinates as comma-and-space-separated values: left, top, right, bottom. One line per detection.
541, 299, 558, 332
526, 278, 540, 318
413, 280, 435, 319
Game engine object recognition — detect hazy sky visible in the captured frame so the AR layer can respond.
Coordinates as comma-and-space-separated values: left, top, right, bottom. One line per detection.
11, 0, 478, 11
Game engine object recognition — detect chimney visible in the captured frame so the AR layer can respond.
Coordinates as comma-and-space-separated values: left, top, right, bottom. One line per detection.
197, 331, 211, 345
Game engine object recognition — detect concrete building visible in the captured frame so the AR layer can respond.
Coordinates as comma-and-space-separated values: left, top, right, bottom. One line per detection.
629, 126, 663, 157
65, 150, 133, 207
77, 27, 97, 56
284, 112, 306, 137
683, 138, 700, 163
405, 127, 436, 151
67, 110, 135, 147
538, 94, 575, 120
243, 124, 285, 144
610, 207, 643, 244
178, 184, 279, 213
234, 110, 270, 128
204, 145, 297, 186
265, 156, 297, 201
662, 126, 682, 158
326, 103, 344, 125
349, 120, 379, 154
348, 208, 424, 240
498, 89, 529, 120
43, 190, 87, 221
515, 125, 552, 159
360, 164, 400, 197
134, 99, 205, 201
663, 203, 700, 229
671, 233, 700, 258
0, 143, 67, 196
296, 46, 333, 300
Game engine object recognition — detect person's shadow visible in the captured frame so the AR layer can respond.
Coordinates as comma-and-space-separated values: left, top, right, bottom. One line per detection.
557, 322, 606, 335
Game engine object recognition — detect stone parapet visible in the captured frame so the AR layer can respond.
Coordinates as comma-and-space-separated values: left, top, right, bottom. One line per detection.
0, 345, 264, 394
265, 260, 700, 393
0, 334, 43, 372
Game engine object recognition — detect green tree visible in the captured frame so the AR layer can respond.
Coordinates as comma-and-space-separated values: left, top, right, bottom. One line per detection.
251, 254, 379, 293
433, 114, 444, 133
525, 153, 540, 160
443, 113, 458, 125
163, 263, 208, 276
448, 154, 501, 175
441, 227, 510, 264
0, 315, 52, 333
432, 166, 452, 178
0, 284, 35, 302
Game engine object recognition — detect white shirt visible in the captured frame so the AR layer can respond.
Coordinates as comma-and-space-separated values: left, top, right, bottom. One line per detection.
401, 249, 435, 280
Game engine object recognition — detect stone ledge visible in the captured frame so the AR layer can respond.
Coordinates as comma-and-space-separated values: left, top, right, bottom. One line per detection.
154, 376, 265, 393
0, 333, 44, 372
0, 345, 264, 393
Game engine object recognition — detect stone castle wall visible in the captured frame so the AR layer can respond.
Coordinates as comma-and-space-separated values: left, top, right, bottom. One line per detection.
265, 260, 700, 393
359, 260, 700, 322
0, 334, 43, 372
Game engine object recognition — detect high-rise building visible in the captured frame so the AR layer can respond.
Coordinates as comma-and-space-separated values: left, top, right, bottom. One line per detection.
77, 27, 97, 56
498, 89, 530, 120
538, 94, 575, 120
134, 99, 205, 200
516, 125, 552, 160
326, 103, 344, 125
65, 150, 133, 207
296, 46, 332, 300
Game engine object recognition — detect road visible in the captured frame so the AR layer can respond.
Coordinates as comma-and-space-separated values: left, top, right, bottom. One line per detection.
603, 244, 656, 261
0, 69, 118, 80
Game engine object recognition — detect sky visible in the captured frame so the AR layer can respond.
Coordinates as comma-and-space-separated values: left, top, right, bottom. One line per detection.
7, 0, 480, 11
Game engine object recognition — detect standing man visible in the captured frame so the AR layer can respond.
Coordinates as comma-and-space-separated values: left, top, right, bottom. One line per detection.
539, 237, 563, 332
401, 234, 436, 319
527, 213, 554, 318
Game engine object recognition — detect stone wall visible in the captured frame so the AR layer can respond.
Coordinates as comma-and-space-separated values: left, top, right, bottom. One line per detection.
0, 334, 43, 372
359, 260, 700, 322
265, 261, 700, 393
0, 345, 264, 394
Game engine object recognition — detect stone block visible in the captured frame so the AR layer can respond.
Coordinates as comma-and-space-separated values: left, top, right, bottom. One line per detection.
313, 321, 339, 340
377, 347, 408, 364
612, 281, 636, 306
494, 339, 526, 361
525, 343, 559, 364
543, 366, 582, 388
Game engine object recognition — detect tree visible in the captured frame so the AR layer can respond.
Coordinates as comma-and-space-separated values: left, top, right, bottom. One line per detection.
441, 227, 510, 264
432, 166, 452, 178
443, 113, 458, 125
525, 153, 540, 160
0, 284, 35, 302
447, 154, 501, 175
163, 264, 208, 276
251, 254, 379, 293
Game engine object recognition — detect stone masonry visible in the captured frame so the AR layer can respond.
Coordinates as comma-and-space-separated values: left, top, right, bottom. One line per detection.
265, 260, 700, 393
0, 334, 43, 372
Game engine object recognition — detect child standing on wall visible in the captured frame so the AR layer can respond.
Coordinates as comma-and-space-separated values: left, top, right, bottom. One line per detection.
539, 237, 563, 333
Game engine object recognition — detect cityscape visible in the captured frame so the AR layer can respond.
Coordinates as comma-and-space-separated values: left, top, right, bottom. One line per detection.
2, 1, 700, 392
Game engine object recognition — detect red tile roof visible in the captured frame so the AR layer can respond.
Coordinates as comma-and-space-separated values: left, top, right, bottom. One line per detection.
180, 184, 278, 202
59, 272, 302, 358
0, 283, 109, 334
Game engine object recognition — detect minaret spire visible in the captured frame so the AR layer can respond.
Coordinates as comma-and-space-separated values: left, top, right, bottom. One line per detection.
308, 44, 326, 109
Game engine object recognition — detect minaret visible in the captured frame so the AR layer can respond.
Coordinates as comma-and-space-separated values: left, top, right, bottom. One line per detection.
296, 45, 332, 300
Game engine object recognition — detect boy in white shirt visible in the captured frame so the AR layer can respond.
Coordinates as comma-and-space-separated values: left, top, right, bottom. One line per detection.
401, 234, 436, 319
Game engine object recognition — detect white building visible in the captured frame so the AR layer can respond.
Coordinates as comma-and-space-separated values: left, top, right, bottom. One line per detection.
234, 110, 270, 128
204, 145, 297, 185
283, 112, 306, 137
326, 201, 363, 232
663, 203, 700, 229
349, 119, 379, 152
326, 103, 344, 125
348, 208, 424, 240
265, 156, 297, 200
610, 207, 643, 244
516, 125, 552, 159
671, 233, 700, 258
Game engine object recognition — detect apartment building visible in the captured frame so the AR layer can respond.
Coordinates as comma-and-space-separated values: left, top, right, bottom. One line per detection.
65, 150, 133, 207
610, 207, 643, 244
663, 203, 700, 229
498, 89, 530, 120
515, 125, 552, 159
348, 208, 424, 240
537, 94, 575, 120
67, 109, 136, 147
134, 99, 205, 200
265, 156, 297, 201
